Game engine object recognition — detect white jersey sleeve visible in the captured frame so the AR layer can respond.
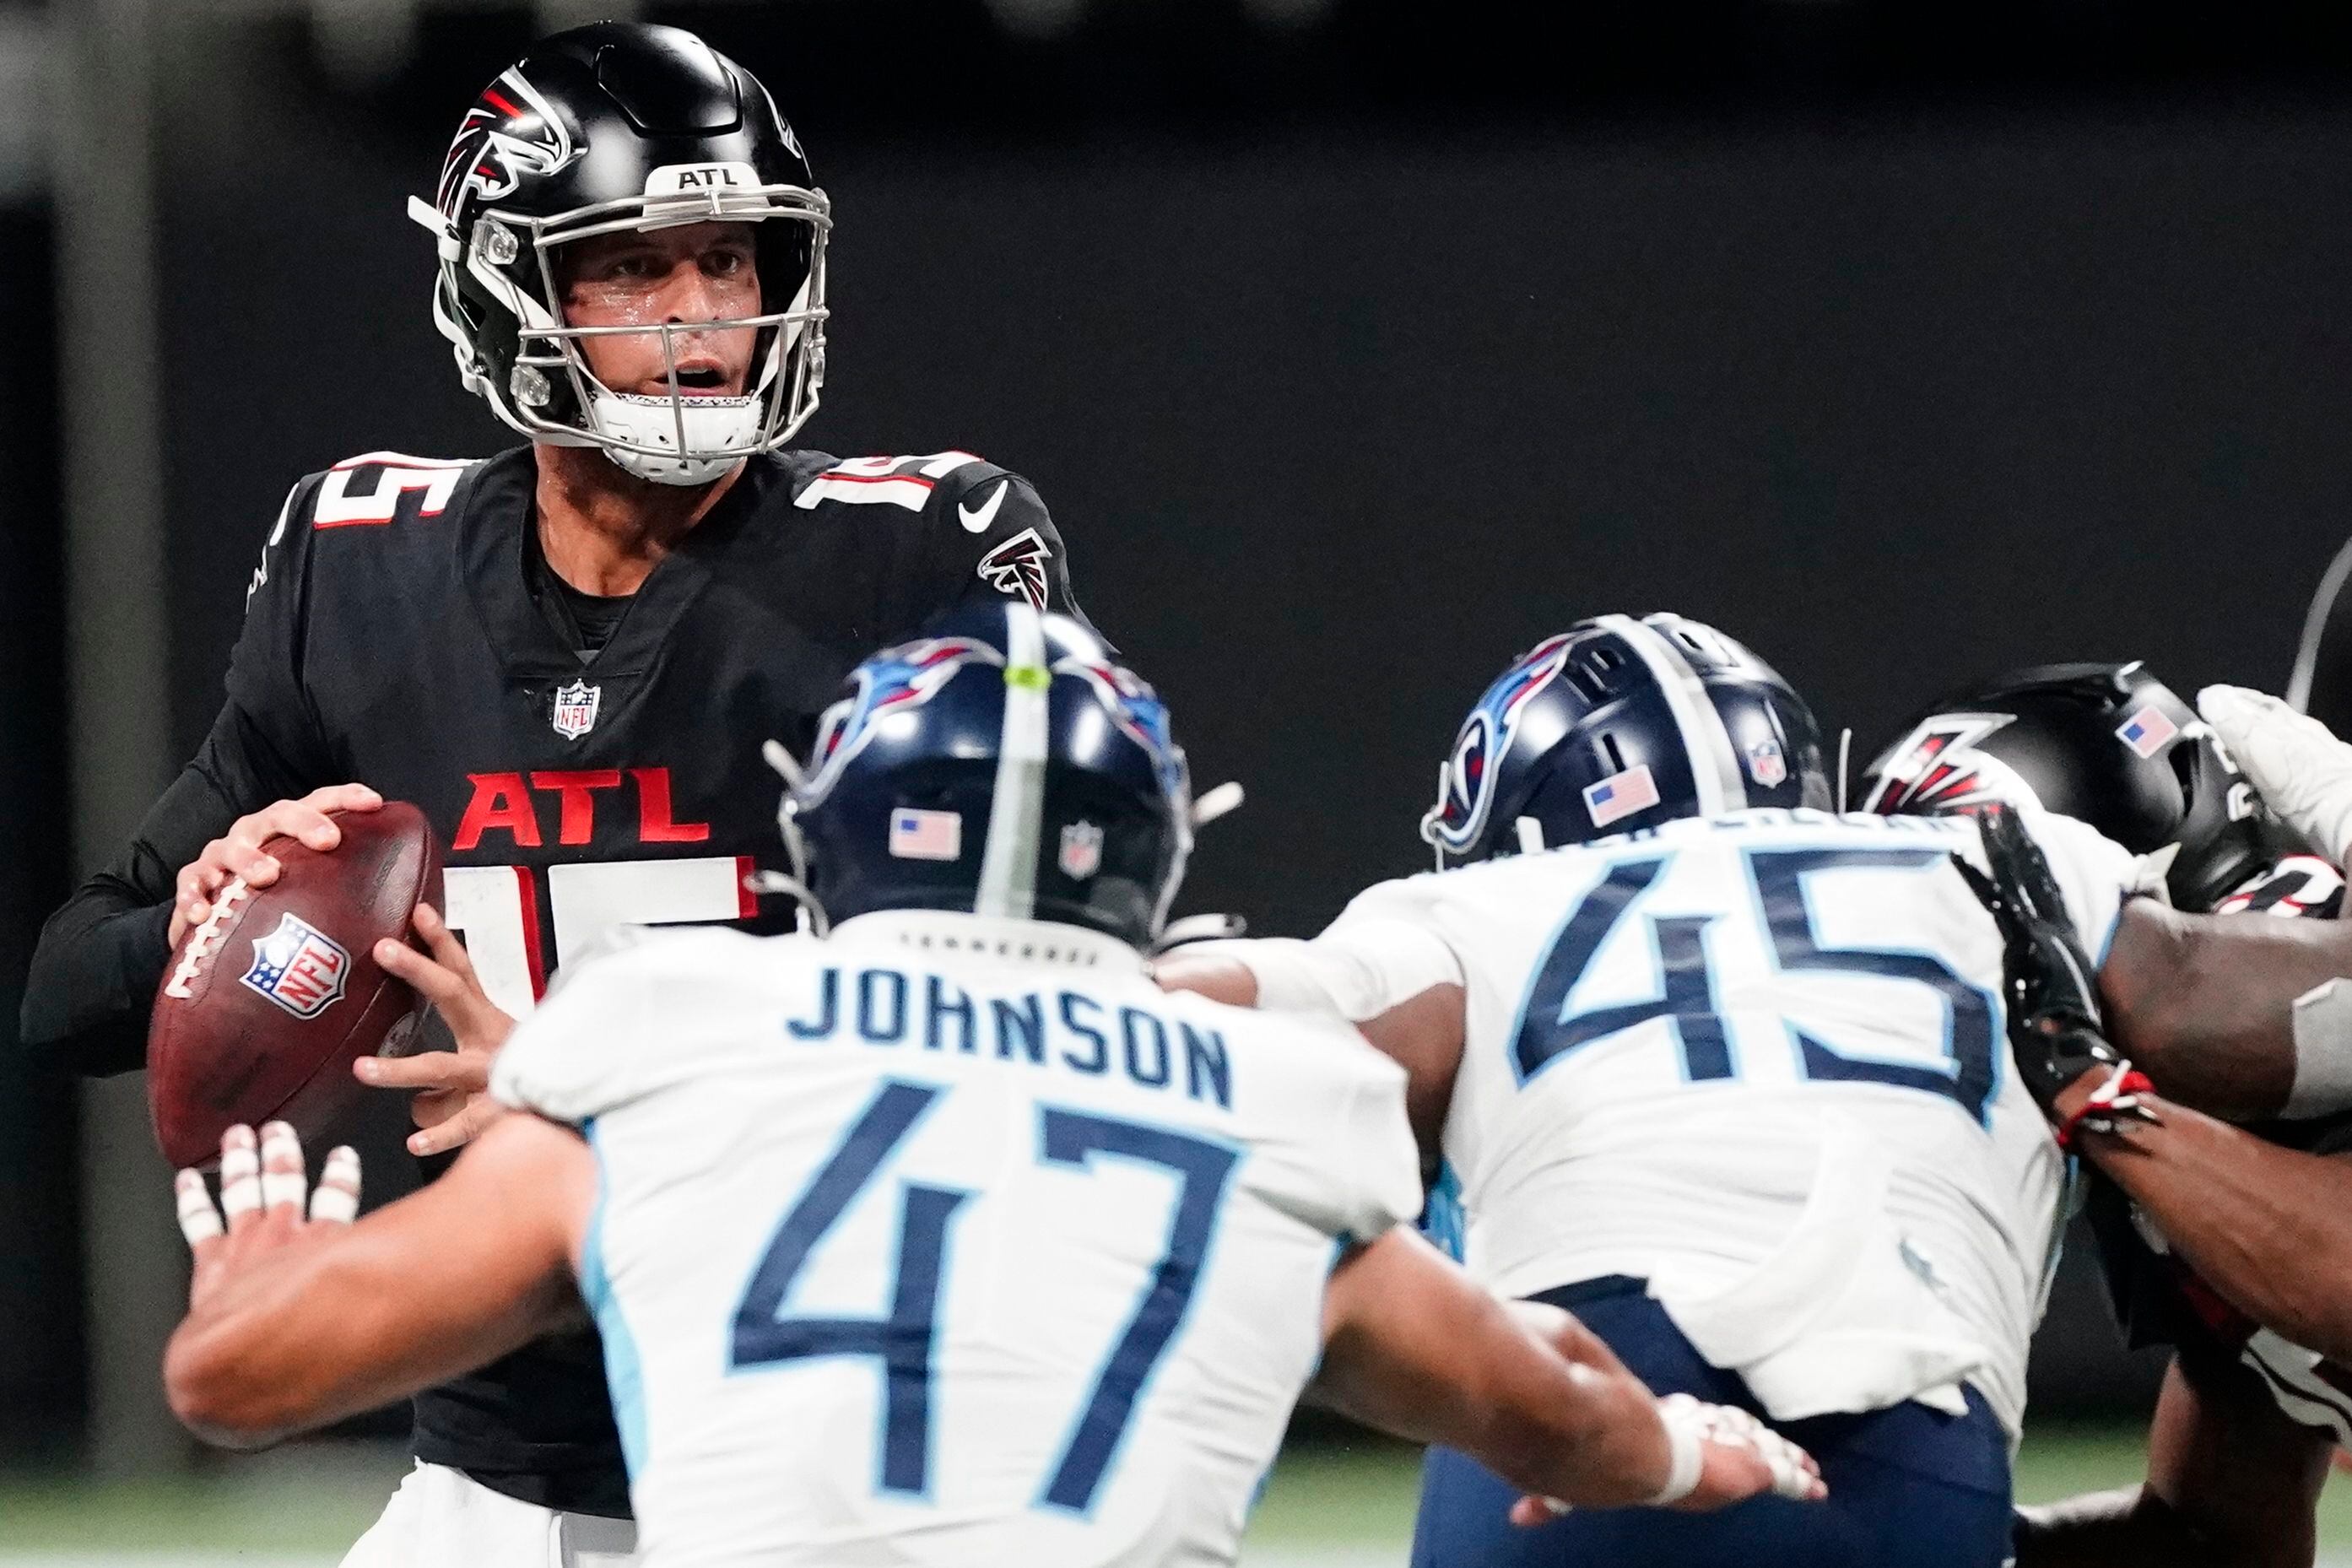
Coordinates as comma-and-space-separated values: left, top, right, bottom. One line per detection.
1228, 1008, 1424, 1241
1192, 875, 1465, 1025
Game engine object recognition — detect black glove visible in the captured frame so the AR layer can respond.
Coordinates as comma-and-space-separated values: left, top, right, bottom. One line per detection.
1950, 803, 2137, 1129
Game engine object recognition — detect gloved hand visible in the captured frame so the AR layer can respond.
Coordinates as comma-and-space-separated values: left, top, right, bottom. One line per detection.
2198, 684, 2352, 871
1952, 805, 2155, 1143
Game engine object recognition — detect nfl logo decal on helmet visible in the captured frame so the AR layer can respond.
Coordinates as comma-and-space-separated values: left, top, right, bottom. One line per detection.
1745, 736, 1788, 788
1060, 821, 1105, 880
551, 679, 601, 740
240, 913, 352, 1021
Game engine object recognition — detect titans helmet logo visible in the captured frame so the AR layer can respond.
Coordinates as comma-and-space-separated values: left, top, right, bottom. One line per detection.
436, 69, 580, 220
1052, 656, 1187, 802
803, 637, 1005, 801
1420, 633, 1579, 855
1861, 713, 2040, 816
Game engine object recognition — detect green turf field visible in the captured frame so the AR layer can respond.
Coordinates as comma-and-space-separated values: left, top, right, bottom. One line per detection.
3, 1428, 2347, 1564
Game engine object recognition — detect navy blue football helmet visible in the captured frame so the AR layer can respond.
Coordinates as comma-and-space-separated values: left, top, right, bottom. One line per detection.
777, 602, 1193, 947
1420, 613, 1832, 867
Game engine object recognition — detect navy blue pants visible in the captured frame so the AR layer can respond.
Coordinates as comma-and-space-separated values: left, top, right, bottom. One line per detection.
1408, 1277, 2014, 1568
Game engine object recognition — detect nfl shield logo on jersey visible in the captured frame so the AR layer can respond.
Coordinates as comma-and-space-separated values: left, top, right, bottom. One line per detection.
1059, 820, 1105, 880
1746, 736, 1788, 788
551, 679, 601, 740
240, 912, 351, 1020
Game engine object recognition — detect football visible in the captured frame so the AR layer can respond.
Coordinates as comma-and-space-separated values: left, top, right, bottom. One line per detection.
147, 802, 443, 1170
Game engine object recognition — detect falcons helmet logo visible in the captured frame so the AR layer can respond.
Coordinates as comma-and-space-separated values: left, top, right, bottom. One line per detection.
1862, 712, 2041, 815
976, 527, 1053, 612
436, 68, 579, 219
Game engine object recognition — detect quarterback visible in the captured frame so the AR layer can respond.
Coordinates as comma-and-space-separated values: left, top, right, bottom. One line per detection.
161, 606, 1823, 1567
25, 21, 1087, 1564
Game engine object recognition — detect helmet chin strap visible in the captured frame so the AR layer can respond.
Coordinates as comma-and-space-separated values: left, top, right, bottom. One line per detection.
587, 388, 761, 486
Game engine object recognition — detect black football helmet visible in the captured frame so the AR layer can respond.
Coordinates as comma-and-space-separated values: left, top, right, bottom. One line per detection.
1861, 662, 2310, 912
776, 603, 1194, 949
408, 23, 829, 485
1420, 613, 1833, 868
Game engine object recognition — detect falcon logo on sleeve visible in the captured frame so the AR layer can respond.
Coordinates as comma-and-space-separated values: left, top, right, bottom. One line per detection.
976, 527, 1054, 612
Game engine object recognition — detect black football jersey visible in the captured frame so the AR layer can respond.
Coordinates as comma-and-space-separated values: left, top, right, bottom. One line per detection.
2087, 856, 2352, 1441
21, 441, 1089, 1515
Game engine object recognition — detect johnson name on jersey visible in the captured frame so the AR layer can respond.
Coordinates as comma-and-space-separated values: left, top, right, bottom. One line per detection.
491, 912, 1421, 1567
1267, 806, 2140, 1441
224, 444, 1087, 1509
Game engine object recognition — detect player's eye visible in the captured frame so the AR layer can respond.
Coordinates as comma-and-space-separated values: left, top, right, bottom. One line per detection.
706, 248, 751, 278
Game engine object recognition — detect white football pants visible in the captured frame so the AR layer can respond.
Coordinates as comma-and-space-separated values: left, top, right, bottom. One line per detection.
338, 1461, 640, 1568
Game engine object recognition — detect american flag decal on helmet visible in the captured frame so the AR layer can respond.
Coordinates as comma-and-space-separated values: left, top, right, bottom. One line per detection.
976, 527, 1053, 612
437, 68, 579, 219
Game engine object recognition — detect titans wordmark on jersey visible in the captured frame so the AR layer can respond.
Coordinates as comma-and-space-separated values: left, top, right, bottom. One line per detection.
222, 445, 1089, 1511
491, 915, 1420, 1568
1293, 807, 2140, 1441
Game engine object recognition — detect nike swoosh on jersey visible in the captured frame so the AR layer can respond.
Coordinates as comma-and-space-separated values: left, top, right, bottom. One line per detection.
958, 480, 1010, 534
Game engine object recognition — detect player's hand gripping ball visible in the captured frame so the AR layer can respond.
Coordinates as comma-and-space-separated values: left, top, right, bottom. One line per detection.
176, 1122, 361, 1310
148, 801, 442, 1170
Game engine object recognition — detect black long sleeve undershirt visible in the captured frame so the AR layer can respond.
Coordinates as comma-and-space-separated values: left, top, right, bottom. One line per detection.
19, 700, 315, 1077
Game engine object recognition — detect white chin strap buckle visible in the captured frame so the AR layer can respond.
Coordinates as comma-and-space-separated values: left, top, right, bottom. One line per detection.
589, 390, 761, 487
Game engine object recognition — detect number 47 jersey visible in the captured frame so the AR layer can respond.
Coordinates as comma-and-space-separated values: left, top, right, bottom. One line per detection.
490, 912, 1423, 1568
1295, 807, 2140, 1445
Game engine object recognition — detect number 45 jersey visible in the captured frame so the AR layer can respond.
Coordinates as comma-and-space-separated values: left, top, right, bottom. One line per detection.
1293, 807, 2139, 1444
491, 912, 1422, 1568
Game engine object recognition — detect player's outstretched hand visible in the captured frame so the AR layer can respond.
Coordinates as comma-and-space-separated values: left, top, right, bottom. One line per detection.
355, 903, 515, 1157
1508, 1393, 1825, 1524
170, 783, 383, 947
176, 1122, 360, 1311
1950, 807, 2117, 1118
2199, 684, 2352, 869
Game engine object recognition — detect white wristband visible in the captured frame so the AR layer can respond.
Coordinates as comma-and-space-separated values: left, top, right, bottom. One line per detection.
1645, 1400, 1706, 1506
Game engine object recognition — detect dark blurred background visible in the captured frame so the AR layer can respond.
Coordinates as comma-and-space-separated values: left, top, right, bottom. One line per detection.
9, 0, 2352, 1479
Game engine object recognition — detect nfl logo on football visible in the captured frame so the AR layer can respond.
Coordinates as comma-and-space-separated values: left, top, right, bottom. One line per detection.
1059, 820, 1104, 880
551, 679, 601, 740
240, 911, 352, 1020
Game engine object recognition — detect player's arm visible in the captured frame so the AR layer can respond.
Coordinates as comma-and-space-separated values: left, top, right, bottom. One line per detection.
2098, 898, 2352, 1119
164, 1114, 591, 1449
2014, 1349, 2328, 1567
1154, 926, 1469, 1168
1308, 1225, 1822, 1513
19, 701, 375, 1076
2056, 1084, 2352, 1364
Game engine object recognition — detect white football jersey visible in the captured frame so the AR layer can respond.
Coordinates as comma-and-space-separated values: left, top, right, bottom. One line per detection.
490, 911, 1419, 1568
1268, 807, 2139, 1440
